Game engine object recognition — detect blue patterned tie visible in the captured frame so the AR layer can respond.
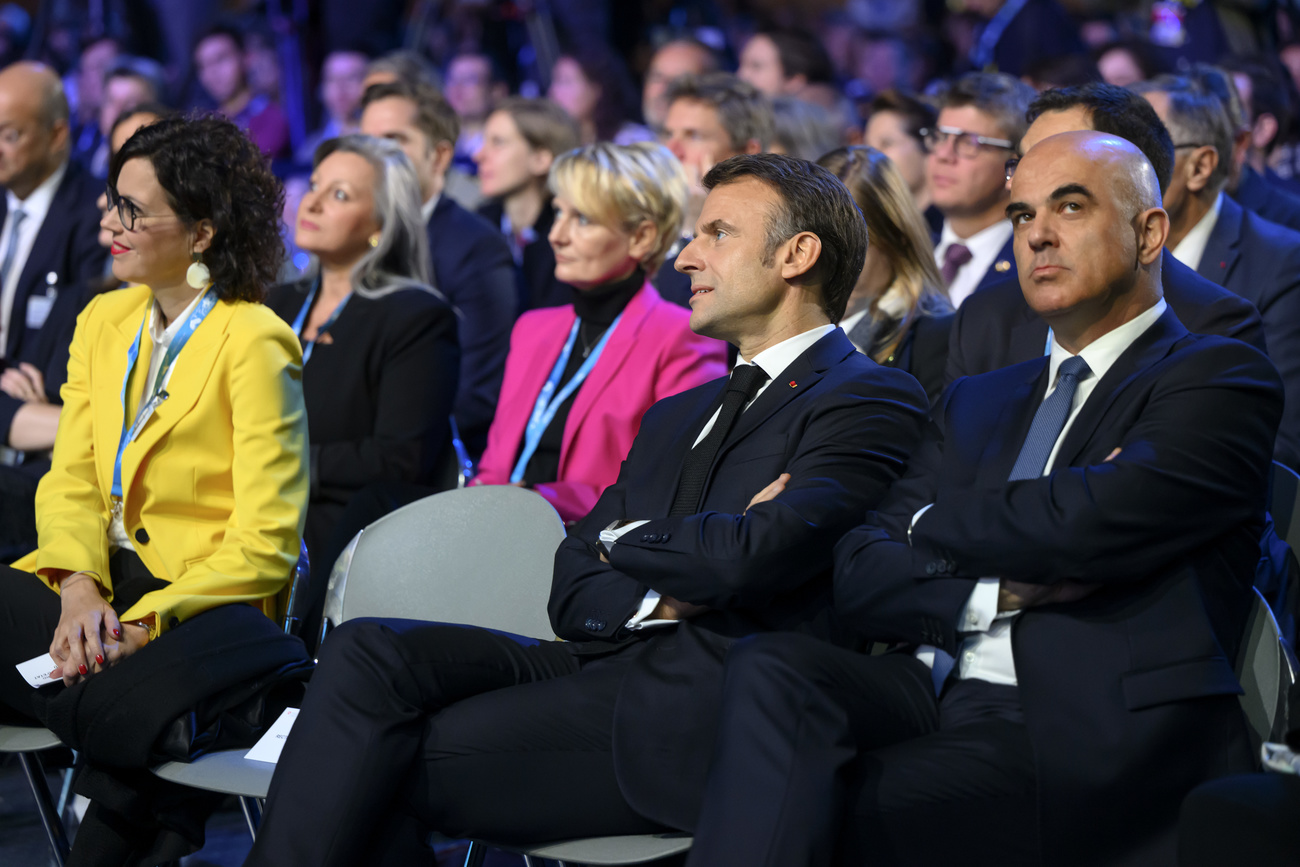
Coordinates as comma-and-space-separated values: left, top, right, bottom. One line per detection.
1007, 355, 1092, 481
0, 208, 27, 290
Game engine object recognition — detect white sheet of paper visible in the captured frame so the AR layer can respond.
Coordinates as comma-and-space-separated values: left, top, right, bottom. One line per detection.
16, 653, 59, 688
244, 707, 300, 764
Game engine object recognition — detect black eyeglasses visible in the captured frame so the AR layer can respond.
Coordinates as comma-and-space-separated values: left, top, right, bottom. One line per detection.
105, 185, 179, 232
922, 125, 1015, 159
1004, 157, 1020, 181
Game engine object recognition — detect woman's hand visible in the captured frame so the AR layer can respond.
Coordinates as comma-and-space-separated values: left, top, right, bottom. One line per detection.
1, 363, 48, 404
50, 573, 122, 686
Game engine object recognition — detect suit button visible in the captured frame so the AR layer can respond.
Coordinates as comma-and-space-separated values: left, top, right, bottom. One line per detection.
641, 534, 652, 542
660, 532, 671, 542
134, 528, 149, 545
925, 562, 937, 575
947, 561, 957, 573
584, 618, 606, 631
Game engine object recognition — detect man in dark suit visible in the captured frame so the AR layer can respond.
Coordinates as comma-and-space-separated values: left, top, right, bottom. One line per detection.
243, 154, 929, 867
946, 82, 1266, 385
1134, 74, 1300, 468
0, 63, 106, 556
683, 131, 1282, 867
1216, 57, 1300, 233
360, 79, 516, 457
927, 72, 1036, 308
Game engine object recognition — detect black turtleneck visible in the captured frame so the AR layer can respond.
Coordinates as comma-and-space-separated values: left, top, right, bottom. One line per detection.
519, 267, 645, 487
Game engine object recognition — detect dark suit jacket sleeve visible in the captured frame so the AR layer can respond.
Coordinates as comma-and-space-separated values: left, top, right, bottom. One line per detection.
1188, 289, 1267, 355
0, 284, 80, 443
605, 372, 925, 611
912, 339, 1281, 587
311, 298, 460, 491
1251, 245, 1300, 468
445, 228, 516, 448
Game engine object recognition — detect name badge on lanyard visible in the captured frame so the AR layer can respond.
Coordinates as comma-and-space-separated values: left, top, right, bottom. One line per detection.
111, 290, 217, 507
509, 314, 622, 483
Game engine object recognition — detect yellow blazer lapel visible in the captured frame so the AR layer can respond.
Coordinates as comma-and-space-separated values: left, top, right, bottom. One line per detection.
118, 301, 233, 503
91, 297, 149, 503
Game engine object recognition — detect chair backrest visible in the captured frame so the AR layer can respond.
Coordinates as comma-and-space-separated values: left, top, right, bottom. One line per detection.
321, 486, 563, 643
1269, 461, 1300, 546
1237, 587, 1298, 749
279, 540, 311, 637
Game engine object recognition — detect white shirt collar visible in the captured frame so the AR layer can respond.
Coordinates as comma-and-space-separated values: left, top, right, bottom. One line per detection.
5, 160, 67, 222
1046, 297, 1167, 390
148, 289, 209, 345
1170, 191, 1223, 273
935, 218, 1014, 308
421, 193, 441, 224
742, 323, 837, 380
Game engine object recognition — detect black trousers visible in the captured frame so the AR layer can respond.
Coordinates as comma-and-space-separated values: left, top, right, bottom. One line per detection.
685, 632, 1038, 867
1179, 773, 1300, 866
0, 550, 165, 722
246, 618, 671, 867
0, 461, 41, 562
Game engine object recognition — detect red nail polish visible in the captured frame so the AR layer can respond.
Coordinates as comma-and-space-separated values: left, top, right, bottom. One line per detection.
95, 654, 103, 665
112, 628, 121, 639
78, 664, 87, 675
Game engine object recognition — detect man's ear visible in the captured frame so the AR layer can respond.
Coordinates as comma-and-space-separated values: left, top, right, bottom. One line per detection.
741, 138, 763, 155
1183, 145, 1219, 193
526, 148, 555, 179
432, 140, 455, 177
1135, 207, 1168, 266
779, 231, 822, 282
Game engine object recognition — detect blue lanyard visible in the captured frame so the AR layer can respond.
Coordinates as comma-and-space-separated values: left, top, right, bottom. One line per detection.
111, 290, 217, 502
509, 314, 622, 483
971, 0, 1028, 69
290, 277, 350, 364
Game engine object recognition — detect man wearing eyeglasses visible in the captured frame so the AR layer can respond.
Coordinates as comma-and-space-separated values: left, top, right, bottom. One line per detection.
0, 62, 106, 559
927, 72, 1036, 308
1134, 73, 1300, 470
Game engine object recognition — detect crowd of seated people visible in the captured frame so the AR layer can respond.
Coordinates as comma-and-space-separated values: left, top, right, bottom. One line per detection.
6, 2, 1300, 864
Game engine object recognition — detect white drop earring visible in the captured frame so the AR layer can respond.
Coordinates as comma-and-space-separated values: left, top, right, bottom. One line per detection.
186, 253, 211, 289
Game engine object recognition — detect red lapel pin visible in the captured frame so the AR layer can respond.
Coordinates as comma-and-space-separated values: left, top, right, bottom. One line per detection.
789, 380, 797, 388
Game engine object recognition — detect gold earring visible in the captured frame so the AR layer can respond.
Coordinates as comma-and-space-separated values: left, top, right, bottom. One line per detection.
369, 233, 381, 248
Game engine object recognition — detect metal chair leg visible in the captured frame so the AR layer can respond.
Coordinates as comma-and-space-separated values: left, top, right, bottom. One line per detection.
463, 840, 487, 867
239, 795, 263, 840
18, 751, 70, 866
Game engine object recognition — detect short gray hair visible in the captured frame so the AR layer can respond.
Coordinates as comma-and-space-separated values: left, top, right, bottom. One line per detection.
1132, 75, 1236, 191
935, 72, 1037, 148
311, 134, 437, 299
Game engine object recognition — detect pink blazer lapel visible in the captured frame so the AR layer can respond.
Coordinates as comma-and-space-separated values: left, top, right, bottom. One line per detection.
560, 283, 658, 462
499, 305, 578, 456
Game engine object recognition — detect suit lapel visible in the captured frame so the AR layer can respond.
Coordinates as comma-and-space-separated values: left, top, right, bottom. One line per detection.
975, 235, 1016, 296
1196, 196, 1241, 288
7, 167, 78, 358
978, 360, 1049, 486
1052, 309, 1187, 469
118, 300, 233, 501
1008, 303, 1049, 364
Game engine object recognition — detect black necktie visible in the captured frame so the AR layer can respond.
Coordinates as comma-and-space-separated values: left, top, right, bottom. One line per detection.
669, 363, 769, 516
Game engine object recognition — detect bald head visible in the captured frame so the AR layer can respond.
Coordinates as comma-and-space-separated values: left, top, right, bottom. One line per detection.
1006, 130, 1168, 352
0, 62, 70, 198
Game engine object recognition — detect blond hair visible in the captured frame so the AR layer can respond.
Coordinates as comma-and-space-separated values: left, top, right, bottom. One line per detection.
549, 141, 688, 274
817, 146, 950, 363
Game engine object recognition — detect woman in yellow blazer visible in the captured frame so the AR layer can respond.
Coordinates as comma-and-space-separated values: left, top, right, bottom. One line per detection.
0, 116, 308, 862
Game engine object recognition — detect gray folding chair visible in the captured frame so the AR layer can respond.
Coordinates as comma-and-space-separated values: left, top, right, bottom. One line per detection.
1237, 587, 1298, 751
151, 543, 311, 839
0, 721, 70, 865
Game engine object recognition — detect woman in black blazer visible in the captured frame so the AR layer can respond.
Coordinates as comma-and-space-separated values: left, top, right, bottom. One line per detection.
266, 135, 459, 592
819, 146, 954, 405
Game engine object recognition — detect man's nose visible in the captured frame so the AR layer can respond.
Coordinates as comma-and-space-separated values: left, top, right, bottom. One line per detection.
674, 237, 701, 272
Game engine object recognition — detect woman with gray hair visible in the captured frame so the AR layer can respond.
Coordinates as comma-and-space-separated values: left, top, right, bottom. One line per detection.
266, 134, 459, 589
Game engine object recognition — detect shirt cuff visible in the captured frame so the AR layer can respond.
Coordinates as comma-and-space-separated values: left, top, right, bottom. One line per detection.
599, 519, 650, 551
959, 577, 1000, 632
908, 503, 934, 546
625, 589, 678, 631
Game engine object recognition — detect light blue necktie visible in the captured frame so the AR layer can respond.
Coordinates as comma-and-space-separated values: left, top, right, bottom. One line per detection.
1008, 355, 1091, 481
0, 208, 27, 290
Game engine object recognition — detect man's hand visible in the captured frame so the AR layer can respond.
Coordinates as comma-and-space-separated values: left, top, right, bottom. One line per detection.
746, 473, 791, 513
998, 579, 1097, 612
1, 363, 47, 403
648, 594, 709, 621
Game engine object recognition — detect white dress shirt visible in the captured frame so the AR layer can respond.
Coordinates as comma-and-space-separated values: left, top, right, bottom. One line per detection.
1170, 191, 1224, 273
608, 324, 838, 630
0, 162, 67, 354
913, 298, 1168, 689
107, 290, 209, 552
934, 218, 1013, 309
421, 194, 441, 225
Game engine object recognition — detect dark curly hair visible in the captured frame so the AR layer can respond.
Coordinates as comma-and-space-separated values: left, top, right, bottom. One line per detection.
109, 114, 285, 303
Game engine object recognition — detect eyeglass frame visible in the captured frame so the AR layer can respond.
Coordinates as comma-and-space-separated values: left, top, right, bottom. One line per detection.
105, 184, 182, 232
921, 125, 1015, 160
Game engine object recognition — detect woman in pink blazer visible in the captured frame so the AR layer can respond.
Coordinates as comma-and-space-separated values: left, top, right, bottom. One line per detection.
473, 141, 726, 521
